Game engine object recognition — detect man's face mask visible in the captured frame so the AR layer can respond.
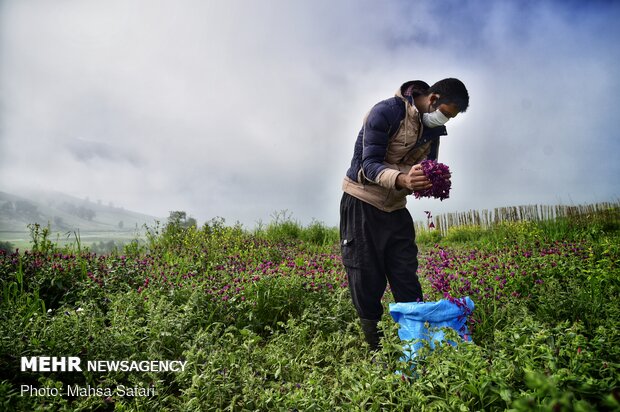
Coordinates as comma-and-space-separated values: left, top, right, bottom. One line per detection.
422, 109, 450, 128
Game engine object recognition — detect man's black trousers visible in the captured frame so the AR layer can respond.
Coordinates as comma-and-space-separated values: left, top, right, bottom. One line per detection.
339, 192, 424, 321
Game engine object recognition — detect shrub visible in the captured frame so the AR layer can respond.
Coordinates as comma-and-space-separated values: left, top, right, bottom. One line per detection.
0, 241, 14, 254
443, 224, 486, 243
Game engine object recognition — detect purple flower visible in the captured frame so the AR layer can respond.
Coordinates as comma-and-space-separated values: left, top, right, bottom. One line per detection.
414, 160, 451, 201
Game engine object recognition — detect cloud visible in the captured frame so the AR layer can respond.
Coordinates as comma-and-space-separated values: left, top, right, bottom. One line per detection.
65, 137, 142, 166
1, 0, 618, 227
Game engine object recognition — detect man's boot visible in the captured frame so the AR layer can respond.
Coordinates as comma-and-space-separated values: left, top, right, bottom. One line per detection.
359, 318, 383, 351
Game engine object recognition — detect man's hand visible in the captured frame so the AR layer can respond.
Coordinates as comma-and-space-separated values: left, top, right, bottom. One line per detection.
395, 164, 433, 191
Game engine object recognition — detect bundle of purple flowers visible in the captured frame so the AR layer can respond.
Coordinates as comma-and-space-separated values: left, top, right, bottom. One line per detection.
414, 160, 451, 201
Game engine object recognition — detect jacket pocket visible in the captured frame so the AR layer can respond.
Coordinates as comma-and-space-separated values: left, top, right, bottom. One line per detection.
382, 187, 408, 211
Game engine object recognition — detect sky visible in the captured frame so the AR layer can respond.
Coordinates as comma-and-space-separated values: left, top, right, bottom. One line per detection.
1, 0, 619, 228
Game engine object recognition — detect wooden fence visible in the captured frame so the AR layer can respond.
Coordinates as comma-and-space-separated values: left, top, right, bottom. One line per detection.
415, 201, 620, 235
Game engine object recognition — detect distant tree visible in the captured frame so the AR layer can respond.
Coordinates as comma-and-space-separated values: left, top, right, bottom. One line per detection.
118, 220, 124, 229
84, 208, 96, 221
74, 205, 96, 221
168, 211, 187, 224
0, 241, 15, 253
167, 211, 197, 229
186, 217, 198, 228
91, 240, 119, 255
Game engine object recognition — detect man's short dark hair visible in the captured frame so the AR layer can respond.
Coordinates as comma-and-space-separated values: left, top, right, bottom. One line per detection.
429, 78, 469, 113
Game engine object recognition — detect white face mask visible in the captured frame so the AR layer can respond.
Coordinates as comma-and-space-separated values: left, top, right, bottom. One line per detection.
422, 109, 449, 128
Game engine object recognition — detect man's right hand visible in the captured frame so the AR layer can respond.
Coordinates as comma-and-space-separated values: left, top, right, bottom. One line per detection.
395, 164, 433, 192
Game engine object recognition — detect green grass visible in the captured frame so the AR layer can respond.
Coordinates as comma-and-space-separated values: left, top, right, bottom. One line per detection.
1, 209, 619, 411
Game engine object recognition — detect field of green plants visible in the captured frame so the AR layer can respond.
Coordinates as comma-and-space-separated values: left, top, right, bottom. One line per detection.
1, 209, 619, 411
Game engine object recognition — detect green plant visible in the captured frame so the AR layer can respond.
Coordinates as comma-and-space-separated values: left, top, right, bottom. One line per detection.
415, 229, 443, 245
299, 219, 339, 246
443, 224, 486, 243
27, 223, 55, 254
1, 207, 618, 410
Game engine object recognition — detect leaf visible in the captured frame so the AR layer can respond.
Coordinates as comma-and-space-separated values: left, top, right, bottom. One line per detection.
499, 388, 512, 402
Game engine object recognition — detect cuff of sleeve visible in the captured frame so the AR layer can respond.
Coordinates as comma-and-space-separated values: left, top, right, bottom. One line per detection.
376, 168, 401, 189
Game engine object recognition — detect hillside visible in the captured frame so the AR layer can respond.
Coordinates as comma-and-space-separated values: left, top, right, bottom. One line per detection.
0, 190, 160, 243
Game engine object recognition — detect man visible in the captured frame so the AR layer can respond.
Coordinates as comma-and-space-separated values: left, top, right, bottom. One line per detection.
340, 78, 469, 350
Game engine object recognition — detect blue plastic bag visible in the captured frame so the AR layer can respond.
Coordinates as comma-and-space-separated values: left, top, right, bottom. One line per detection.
389, 297, 475, 363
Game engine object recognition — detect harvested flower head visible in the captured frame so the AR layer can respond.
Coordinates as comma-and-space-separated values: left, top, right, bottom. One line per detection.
414, 160, 451, 201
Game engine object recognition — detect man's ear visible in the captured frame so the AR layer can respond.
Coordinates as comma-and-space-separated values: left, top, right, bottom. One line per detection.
429, 94, 440, 109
